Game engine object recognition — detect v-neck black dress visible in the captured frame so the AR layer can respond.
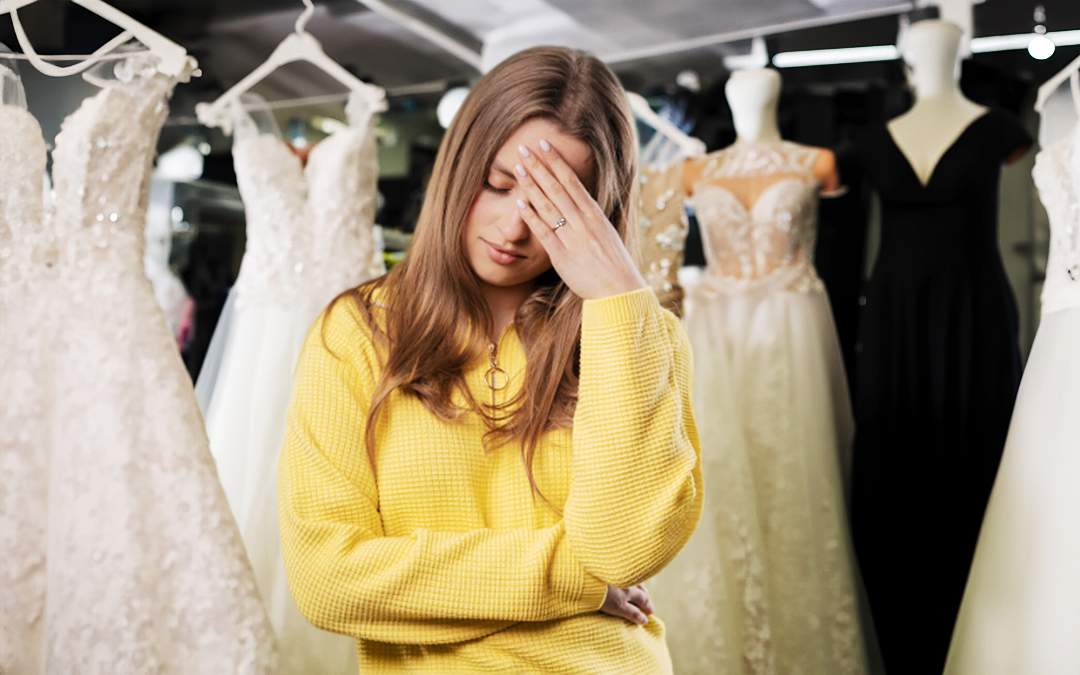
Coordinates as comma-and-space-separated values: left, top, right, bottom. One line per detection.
850, 109, 1031, 675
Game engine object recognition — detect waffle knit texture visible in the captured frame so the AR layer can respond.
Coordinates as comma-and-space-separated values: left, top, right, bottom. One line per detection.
279, 286, 702, 673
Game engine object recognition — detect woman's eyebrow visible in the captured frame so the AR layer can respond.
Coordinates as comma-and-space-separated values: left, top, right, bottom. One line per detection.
490, 161, 516, 178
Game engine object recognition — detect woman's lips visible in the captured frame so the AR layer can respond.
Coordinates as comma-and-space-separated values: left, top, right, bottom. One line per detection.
481, 238, 526, 266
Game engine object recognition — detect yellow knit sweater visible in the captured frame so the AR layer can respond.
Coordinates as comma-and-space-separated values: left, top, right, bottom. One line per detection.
279, 287, 702, 673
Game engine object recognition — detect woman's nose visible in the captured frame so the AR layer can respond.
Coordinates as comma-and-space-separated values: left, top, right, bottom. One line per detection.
497, 203, 531, 243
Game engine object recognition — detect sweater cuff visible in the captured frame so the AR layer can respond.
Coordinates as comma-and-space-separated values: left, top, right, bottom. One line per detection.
581, 287, 660, 332
552, 537, 609, 613
579, 572, 609, 612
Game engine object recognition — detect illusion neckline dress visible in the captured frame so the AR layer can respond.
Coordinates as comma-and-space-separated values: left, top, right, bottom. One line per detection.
945, 82, 1080, 675
647, 140, 870, 675
850, 108, 1032, 675
0, 54, 275, 673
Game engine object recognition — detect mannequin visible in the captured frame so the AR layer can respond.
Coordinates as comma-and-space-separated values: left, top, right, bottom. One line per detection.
684, 67, 840, 196
888, 19, 990, 186
652, 64, 872, 674
849, 17, 1035, 675
729, 67, 783, 144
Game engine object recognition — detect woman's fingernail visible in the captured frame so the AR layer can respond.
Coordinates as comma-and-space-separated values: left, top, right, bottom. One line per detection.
517, 144, 530, 157
539, 139, 551, 152
515, 163, 526, 177
516, 198, 527, 209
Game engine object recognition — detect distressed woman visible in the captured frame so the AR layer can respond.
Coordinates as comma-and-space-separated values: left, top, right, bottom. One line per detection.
278, 45, 702, 673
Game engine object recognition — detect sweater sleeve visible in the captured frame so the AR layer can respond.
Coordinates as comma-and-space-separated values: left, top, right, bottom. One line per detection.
564, 287, 703, 587
278, 299, 608, 646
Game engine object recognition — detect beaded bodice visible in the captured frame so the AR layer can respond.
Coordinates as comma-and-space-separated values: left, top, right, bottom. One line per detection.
0, 60, 173, 299
690, 140, 823, 293
230, 91, 385, 311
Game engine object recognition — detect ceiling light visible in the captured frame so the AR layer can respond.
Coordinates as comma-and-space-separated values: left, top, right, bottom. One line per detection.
772, 28, 1080, 68
1026, 5, 1056, 61
973, 29, 1080, 53
437, 86, 470, 129
1027, 33, 1056, 60
772, 45, 899, 68
156, 144, 203, 182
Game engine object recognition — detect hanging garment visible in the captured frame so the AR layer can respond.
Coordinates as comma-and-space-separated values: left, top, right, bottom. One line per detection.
647, 141, 869, 675
194, 91, 384, 675
0, 53, 275, 674
0, 52, 51, 675
945, 83, 1080, 675
638, 160, 690, 316
849, 109, 1032, 675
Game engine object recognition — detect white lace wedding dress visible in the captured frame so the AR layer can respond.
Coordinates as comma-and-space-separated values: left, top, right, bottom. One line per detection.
0, 53, 275, 673
648, 141, 870, 675
0, 49, 51, 675
945, 74, 1080, 675
194, 92, 385, 674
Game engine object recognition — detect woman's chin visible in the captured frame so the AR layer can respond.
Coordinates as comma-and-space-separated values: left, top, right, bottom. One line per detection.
474, 264, 538, 289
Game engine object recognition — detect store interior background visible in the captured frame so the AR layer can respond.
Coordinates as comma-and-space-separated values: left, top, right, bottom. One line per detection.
3, 0, 1077, 381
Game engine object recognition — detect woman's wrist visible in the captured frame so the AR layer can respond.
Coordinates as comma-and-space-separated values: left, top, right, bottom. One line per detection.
580, 270, 648, 302
581, 286, 659, 330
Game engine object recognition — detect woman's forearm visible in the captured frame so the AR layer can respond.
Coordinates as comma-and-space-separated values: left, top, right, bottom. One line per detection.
564, 288, 703, 587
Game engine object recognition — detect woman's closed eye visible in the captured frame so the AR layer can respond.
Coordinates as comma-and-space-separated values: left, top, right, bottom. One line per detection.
484, 178, 515, 194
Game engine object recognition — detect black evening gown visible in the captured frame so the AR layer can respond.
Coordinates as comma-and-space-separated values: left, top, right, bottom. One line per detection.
850, 109, 1031, 675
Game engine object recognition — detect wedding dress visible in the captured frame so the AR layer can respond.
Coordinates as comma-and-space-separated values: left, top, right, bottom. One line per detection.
647, 141, 869, 675
945, 72, 1080, 675
0, 48, 50, 675
0, 52, 275, 673
638, 160, 690, 316
194, 91, 385, 674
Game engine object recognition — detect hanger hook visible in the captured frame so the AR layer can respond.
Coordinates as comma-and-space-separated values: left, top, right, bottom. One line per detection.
295, 0, 316, 34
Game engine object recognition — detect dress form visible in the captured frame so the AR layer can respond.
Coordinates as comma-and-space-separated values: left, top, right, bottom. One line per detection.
728, 67, 783, 145
685, 68, 839, 196
888, 20, 990, 186
650, 65, 870, 675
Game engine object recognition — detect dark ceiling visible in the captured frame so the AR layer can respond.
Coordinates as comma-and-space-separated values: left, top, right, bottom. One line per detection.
1, 0, 1078, 102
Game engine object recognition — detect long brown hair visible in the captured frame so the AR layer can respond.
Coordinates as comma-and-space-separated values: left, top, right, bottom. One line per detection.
340, 46, 639, 491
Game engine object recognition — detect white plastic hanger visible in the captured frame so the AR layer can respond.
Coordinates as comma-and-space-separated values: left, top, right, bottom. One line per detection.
196, 0, 386, 133
0, 0, 195, 78
627, 91, 705, 158
1037, 53, 1080, 113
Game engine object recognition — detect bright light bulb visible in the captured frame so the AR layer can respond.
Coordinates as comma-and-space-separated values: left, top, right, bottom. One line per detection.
1028, 33, 1056, 60
437, 87, 470, 129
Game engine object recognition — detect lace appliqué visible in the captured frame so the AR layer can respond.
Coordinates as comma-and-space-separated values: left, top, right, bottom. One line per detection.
231, 92, 385, 314
638, 160, 689, 315
1, 60, 277, 674
1033, 123, 1080, 314
689, 141, 824, 295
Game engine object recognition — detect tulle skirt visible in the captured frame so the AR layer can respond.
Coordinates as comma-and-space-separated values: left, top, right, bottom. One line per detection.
196, 289, 358, 675
649, 270, 870, 675
945, 306, 1080, 675
41, 275, 275, 673
0, 273, 51, 673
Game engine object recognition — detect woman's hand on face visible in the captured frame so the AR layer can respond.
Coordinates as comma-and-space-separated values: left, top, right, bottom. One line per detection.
600, 584, 654, 625
513, 141, 647, 300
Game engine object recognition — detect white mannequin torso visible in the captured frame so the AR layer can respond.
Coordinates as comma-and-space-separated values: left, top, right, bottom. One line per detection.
888, 19, 988, 186
685, 68, 839, 196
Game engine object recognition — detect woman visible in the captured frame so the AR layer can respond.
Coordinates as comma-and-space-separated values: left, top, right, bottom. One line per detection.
278, 46, 702, 673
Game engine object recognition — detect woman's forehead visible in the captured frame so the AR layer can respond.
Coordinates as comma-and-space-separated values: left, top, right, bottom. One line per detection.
499, 118, 593, 179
